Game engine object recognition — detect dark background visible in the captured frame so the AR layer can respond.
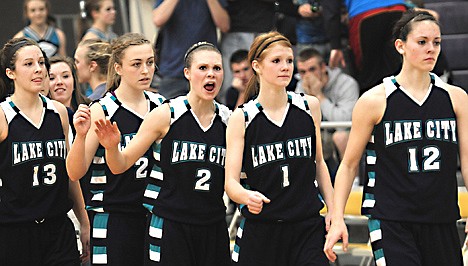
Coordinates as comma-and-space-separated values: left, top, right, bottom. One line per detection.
0, 0, 127, 56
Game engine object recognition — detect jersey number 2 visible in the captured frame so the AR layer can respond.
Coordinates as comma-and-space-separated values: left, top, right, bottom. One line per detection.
195, 169, 211, 191
408, 146, 440, 172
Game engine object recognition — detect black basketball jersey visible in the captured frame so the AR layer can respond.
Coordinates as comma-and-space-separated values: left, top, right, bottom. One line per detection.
241, 92, 323, 221
0, 95, 72, 224
362, 74, 460, 223
143, 96, 231, 225
81, 91, 165, 214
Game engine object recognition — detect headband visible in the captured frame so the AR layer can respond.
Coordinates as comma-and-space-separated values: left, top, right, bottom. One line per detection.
5, 40, 30, 68
184, 41, 216, 63
253, 38, 283, 60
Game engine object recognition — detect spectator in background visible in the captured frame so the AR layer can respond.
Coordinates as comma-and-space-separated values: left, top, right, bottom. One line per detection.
295, 47, 358, 180
322, 0, 407, 93
153, 0, 229, 99
81, 0, 118, 42
14, 0, 67, 57
220, 0, 299, 103
74, 39, 112, 101
295, 0, 330, 59
225, 49, 253, 110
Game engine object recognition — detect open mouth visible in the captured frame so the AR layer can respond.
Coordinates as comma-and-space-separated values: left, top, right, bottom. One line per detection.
204, 82, 215, 92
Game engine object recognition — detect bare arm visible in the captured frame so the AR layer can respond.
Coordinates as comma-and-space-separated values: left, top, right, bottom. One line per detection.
206, 0, 230, 33
94, 104, 171, 174
448, 85, 468, 234
66, 103, 104, 181
152, 0, 179, 28
224, 109, 270, 215
306, 95, 334, 230
13, 31, 24, 39
0, 109, 8, 143
323, 86, 386, 261
56, 28, 67, 56
55, 101, 90, 262
68, 180, 90, 263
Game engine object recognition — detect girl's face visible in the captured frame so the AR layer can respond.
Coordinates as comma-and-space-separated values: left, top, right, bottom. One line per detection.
26, 0, 48, 26
49, 62, 74, 107
74, 45, 91, 83
184, 50, 223, 101
400, 20, 441, 72
8, 45, 47, 94
115, 43, 155, 91
95, 0, 116, 26
254, 43, 294, 89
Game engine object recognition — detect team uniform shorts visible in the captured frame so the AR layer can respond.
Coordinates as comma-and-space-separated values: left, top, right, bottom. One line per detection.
368, 218, 463, 266
144, 214, 230, 265
89, 211, 147, 265
232, 216, 328, 266
0, 215, 80, 266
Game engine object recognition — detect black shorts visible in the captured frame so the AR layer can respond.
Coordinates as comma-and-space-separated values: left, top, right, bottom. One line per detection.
144, 214, 230, 265
232, 216, 328, 266
89, 211, 146, 265
368, 218, 463, 266
0, 215, 80, 266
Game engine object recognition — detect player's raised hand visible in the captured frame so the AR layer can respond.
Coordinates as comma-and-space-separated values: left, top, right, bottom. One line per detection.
94, 118, 121, 150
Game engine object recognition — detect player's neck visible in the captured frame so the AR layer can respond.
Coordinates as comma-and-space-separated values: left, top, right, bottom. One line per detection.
257, 87, 288, 110
395, 70, 431, 93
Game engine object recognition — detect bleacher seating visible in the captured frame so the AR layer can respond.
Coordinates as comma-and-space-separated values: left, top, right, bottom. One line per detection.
424, 0, 468, 91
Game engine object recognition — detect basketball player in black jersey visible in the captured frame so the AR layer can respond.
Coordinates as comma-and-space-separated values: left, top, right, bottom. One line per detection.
0, 37, 88, 265
324, 10, 468, 265
94, 42, 231, 265
68, 33, 165, 266
225, 31, 334, 265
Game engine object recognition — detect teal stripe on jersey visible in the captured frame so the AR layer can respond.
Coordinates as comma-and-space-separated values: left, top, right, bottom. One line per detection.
368, 218, 382, 243
90, 190, 104, 202
144, 184, 161, 200
367, 171, 375, 187
149, 244, 161, 262
150, 164, 163, 180
93, 213, 109, 239
232, 244, 240, 262
93, 246, 107, 264
237, 218, 246, 239
143, 203, 153, 213
149, 214, 164, 239
91, 169, 107, 184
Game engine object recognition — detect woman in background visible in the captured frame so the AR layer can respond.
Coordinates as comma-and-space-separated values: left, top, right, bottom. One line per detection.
14, 0, 67, 57
74, 39, 111, 101
81, 0, 118, 42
